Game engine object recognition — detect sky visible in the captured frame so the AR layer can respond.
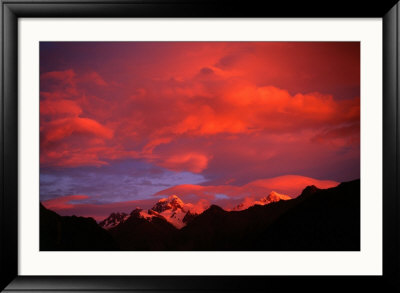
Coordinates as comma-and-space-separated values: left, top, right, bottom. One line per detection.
40, 42, 360, 220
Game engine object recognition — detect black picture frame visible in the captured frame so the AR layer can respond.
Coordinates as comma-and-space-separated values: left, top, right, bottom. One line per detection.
1, 0, 399, 291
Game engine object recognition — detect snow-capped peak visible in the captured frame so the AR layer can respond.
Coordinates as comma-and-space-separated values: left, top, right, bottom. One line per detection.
169, 195, 185, 210
99, 212, 129, 230
151, 195, 185, 213
148, 195, 191, 229
98, 195, 199, 230
232, 191, 291, 211
97, 195, 197, 230
260, 191, 292, 203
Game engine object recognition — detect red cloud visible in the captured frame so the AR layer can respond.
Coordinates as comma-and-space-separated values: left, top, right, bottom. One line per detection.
164, 85, 359, 138
41, 149, 108, 168
247, 175, 339, 195
157, 153, 210, 173
40, 116, 122, 168
40, 69, 120, 167
40, 43, 359, 177
40, 99, 82, 117
41, 117, 113, 145
42, 195, 89, 211
183, 198, 210, 214
41, 145, 139, 168
41, 69, 78, 97
155, 175, 339, 199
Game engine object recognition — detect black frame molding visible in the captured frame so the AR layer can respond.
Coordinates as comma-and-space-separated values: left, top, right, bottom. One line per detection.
1, 0, 399, 291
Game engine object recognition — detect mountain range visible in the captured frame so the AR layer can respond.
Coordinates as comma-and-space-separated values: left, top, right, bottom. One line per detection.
99, 191, 292, 230
40, 179, 360, 251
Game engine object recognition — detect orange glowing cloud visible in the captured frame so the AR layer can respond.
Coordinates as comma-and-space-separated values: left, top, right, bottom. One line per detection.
41, 117, 113, 145
40, 99, 82, 117
157, 153, 211, 173
40, 43, 360, 182
155, 175, 339, 199
42, 195, 90, 211
162, 84, 359, 138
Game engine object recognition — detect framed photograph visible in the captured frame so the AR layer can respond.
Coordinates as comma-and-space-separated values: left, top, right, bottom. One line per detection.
1, 0, 399, 291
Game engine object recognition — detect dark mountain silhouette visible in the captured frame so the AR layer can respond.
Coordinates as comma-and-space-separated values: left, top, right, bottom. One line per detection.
182, 210, 198, 224
177, 180, 359, 250
177, 199, 296, 250
108, 208, 179, 250
256, 180, 360, 250
40, 179, 360, 251
40, 204, 117, 250
299, 184, 321, 198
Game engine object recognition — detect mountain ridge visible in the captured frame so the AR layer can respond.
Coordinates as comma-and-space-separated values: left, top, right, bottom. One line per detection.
99, 190, 293, 229
40, 179, 360, 251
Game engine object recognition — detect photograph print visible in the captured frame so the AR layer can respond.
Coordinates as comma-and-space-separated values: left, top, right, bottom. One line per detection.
39, 42, 360, 251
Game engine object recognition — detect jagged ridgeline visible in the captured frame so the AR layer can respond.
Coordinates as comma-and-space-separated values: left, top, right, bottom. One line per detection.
40, 179, 360, 251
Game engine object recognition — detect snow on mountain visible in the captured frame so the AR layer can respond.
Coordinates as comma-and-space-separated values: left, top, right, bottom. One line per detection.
151, 195, 184, 213
149, 195, 195, 229
232, 191, 291, 211
99, 192, 292, 230
260, 191, 292, 203
99, 195, 200, 230
99, 212, 129, 229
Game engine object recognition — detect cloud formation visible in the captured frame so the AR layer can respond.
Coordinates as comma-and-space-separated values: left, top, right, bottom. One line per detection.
40, 42, 360, 214
155, 175, 339, 200
40, 65, 359, 176
41, 174, 339, 220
